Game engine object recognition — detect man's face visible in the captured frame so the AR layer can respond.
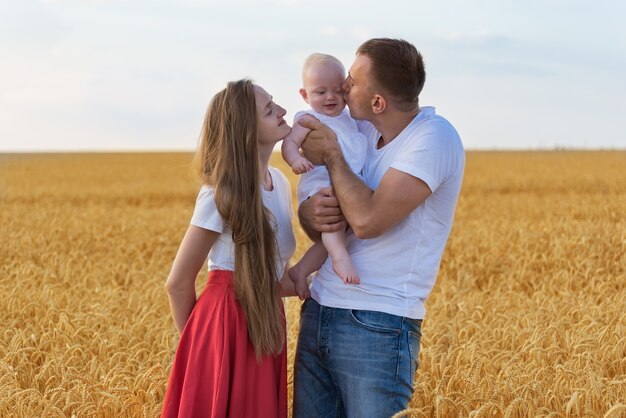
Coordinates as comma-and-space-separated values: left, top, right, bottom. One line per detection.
343, 54, 374, 121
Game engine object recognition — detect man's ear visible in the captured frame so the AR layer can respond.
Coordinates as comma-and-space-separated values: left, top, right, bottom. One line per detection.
372, 94, 386, 114
299, 88, 309, 103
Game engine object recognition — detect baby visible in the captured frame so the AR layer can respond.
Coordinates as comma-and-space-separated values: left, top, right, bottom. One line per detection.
282, 53, 367, 300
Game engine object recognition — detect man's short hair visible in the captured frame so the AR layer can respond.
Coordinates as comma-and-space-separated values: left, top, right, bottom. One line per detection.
357, 38, 425, 109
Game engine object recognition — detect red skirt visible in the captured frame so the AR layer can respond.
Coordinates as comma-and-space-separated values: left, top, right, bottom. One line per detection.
161, 270, 287, 418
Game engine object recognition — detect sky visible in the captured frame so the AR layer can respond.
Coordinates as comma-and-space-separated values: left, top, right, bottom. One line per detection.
1, 0, 625, 152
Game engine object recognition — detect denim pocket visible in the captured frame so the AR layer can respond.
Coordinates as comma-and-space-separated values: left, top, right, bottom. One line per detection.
349, 309, 403, 334
408, 330, 421, 377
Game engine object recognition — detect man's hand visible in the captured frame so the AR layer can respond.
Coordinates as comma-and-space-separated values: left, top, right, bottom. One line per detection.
299, 118, 342, 166
298, 187, 344, 240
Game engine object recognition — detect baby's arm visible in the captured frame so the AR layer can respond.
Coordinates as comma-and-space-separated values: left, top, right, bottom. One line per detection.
281, 114, 317, 174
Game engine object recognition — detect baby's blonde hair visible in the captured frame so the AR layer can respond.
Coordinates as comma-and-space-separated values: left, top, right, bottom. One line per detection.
302, 53, 345, 84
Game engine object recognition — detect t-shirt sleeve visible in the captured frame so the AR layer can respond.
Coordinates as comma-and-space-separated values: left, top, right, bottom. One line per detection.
293, 110, 316, 123
190, 185, 224, 233
391, 127, 453, 194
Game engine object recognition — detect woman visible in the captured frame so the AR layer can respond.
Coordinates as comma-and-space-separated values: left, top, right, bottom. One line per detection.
161, 80, 296, 418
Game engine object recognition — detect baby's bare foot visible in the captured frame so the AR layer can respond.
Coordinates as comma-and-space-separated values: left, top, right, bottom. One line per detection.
331, 257, 360, 285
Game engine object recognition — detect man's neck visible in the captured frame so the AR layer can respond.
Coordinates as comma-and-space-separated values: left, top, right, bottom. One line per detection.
371, 108, 420, 148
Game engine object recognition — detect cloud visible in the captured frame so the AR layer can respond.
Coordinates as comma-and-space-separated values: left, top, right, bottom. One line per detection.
349, 27, 374, 43
435, 29, 516, 49
320, 26, 340, 37
428, 30, 560, 78
0, 8, 72, 49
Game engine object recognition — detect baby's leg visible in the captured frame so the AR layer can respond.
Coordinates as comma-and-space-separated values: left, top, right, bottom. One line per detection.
289, 242, 328, 300
322, 230, 360, 285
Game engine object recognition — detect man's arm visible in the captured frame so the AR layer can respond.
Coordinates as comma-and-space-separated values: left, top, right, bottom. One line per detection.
300, 118, 432, 239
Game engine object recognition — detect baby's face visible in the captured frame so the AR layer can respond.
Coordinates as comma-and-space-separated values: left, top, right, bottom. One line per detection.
301, 63, 346, 117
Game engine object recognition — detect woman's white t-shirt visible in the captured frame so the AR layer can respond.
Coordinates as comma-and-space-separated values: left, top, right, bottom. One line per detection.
189, 167, 296, 279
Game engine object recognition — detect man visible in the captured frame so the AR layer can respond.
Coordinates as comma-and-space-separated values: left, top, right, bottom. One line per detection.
293, 38, 465, 417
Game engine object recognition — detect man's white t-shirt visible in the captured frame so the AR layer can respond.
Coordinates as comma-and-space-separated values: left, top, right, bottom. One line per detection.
190, 166, 296, 279
310, 107, 465, 319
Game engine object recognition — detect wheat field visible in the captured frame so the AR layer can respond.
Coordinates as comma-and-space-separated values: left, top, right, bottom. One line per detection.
0, 151, 624, 417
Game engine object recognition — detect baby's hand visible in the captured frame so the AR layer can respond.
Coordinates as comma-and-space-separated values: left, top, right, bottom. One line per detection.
291, 157, 315, 175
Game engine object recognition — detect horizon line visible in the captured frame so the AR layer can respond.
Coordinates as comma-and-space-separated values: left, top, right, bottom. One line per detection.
1, 147, 624, 154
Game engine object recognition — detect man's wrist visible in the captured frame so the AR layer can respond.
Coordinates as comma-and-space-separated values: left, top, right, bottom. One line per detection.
324, 147, 344, 168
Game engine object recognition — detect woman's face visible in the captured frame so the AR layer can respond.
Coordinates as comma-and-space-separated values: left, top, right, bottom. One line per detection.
254, 85, 291, 147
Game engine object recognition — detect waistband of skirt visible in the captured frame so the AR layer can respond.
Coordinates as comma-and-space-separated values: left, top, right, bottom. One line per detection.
207, 269, 234, 284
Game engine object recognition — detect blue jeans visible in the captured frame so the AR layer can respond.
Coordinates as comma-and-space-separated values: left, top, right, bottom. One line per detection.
293, 299, 422, 418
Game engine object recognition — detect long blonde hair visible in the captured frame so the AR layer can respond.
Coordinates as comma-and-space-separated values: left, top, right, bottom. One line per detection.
194, 79, 283, 358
